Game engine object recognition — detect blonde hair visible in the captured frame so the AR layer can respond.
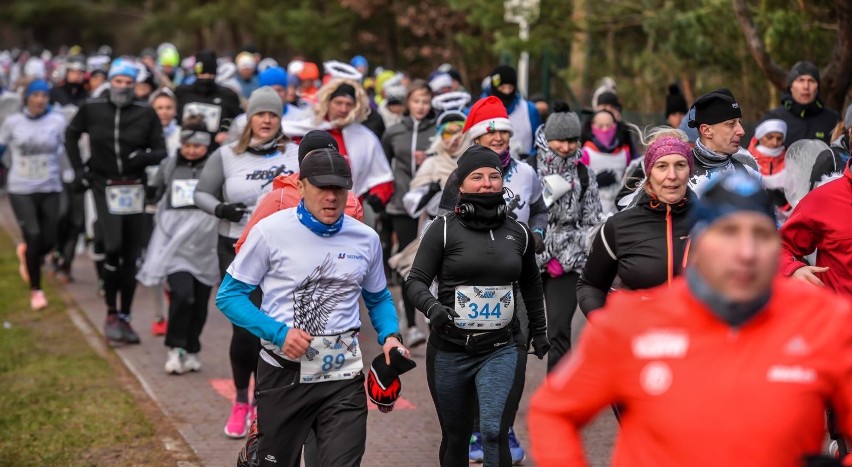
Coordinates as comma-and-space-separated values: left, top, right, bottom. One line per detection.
313, 78, 371, 127
638, 125, 689, 149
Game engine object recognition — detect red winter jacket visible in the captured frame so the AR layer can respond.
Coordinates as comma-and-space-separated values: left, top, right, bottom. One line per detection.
779, 161, 852, 297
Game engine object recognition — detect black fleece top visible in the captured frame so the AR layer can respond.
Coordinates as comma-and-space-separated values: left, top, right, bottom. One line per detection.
405, 213, 546, 352
577, 189, 696, 315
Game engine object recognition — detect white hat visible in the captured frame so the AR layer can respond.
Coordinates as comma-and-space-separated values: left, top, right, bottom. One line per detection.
323, 60, 363, 82
754, 119, 787, 140
542, 174, 573, 207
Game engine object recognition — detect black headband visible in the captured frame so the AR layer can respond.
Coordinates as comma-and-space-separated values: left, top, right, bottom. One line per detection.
330, 83, 356, 100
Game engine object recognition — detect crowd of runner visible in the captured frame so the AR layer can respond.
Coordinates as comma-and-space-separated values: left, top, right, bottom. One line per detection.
1, 42, 851, 466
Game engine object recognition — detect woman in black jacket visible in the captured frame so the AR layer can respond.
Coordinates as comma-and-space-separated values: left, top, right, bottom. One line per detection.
405, 145, 548, 467
577, 131, 696, 315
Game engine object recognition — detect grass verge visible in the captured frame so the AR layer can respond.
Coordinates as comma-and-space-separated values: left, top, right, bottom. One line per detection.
0, 231, 181, 466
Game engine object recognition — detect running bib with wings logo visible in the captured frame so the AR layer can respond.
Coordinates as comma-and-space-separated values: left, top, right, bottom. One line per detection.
183, 102, 223, 133
453, 285, 514, 330
300, 331, 363, 383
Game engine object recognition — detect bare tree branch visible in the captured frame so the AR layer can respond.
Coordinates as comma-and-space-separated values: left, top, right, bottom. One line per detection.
732, 0, 787, 90
820, 0, 852, 111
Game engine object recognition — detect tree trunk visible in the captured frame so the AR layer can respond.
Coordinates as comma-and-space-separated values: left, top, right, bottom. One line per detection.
820, 0, 852, 112
732, 0, 787, 90
569, 0, 589, 107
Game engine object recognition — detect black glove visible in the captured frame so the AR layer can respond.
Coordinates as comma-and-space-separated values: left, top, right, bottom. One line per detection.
533, 231, 545, 254
530, 334, 550, 360
415, 181, 442, 212
802, 454, 844, 467
72, 174, 91, 194
366, 194, 385, 213
127, 149, 166, 172
427, 303, 459, 330
595, 169, 618, 188
214, 202, 248, 222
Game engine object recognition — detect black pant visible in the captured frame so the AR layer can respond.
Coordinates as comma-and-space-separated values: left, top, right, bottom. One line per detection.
55, 184, 85, 274
218, 235, 262, 397
255, 354, 367, 467
92, 188, 148, 315
164, 271, 211, 353
9, 192, 60, 290
543, 272, 580, 372
383, 214, 419, 327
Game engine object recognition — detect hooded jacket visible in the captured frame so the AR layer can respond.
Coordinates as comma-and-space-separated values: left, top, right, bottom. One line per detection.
234, 172, 364, 253
533, 126, 603, 274
763, 94, 840, 146
779, 160, 852, 297
382, 114, 437, 215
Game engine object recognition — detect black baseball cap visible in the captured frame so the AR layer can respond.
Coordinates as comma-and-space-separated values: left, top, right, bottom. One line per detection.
299, 148, 353, 189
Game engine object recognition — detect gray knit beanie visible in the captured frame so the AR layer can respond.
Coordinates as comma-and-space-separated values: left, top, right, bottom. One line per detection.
844, 104, 852, 129
544, 111, 581, 141
247, 86, 283, 119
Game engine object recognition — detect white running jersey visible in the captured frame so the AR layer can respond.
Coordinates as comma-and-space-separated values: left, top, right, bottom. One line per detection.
227, 208, 387, 359
0, 111, 66, 194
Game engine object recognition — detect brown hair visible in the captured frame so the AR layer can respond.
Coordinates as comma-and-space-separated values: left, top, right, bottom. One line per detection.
406, 79, 432, 101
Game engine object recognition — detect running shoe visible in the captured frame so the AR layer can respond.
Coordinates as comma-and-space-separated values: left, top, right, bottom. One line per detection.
468, 432, 484, 463
16, 243, 28, 283
183, 353, 202, 372
118, 315, 141, 344
30, 290, 48, 311
104, 314, 124, 342
225, 402, 252, 438
405, 326, 426, 347
151, 318, 167, 336
508, 426, 526, 465
165, 348, 185, 374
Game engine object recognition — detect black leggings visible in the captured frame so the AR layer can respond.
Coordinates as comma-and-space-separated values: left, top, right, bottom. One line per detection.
55, 184, 85, 274
384, 214, 419, 327
92, 189, 148, 315
164, 271, 211, 353
543, 272, 580, 372
218, 235, 262, 401
9, 192, 60, 290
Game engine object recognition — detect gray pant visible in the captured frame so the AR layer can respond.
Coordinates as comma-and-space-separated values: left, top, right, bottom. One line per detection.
427, 342, 527, 467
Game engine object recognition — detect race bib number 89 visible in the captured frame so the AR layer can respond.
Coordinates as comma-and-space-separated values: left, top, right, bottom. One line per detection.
300, 331, 363, 384
454, 285, 514, 330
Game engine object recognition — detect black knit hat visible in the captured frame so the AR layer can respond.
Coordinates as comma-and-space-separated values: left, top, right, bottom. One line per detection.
688, 88, 742, 128
366, 350, 416, 413
786, 61, 820, 89
298, 130, 339, 163
456, 145, 502, 183
489, 65, 517, 89
194, 50, 217, 76
665, 84, 688, 118
597, 91, 622, 111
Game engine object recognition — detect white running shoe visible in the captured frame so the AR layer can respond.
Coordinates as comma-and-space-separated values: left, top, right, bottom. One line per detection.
183, 353, 202, 372
164, 348, 185, 374
406, 327, 426, 347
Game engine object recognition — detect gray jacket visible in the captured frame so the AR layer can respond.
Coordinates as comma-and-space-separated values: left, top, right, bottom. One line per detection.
382, 115, 437, 215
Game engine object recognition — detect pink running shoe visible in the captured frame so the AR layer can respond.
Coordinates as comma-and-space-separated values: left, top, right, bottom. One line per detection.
30, 290, 48, 311
224, 402, 251, 438
151, 318, 167, 336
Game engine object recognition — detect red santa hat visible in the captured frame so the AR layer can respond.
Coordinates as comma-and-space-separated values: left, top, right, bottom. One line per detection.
462, 96, 514, 141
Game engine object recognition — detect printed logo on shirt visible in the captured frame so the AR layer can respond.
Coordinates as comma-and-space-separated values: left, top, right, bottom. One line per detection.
264, 454, 277, 463
506, 235, 515, 241
245, 165, 294, 181
783, 336, 811, 356
767, 365, 816, 384
337, 253, 366, 261
631, 330, 689, 359
640, 361, 672, 396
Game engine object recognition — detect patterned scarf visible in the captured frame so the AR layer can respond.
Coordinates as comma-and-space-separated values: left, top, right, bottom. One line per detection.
296, 199, 344, 237
693, 139, 732, 169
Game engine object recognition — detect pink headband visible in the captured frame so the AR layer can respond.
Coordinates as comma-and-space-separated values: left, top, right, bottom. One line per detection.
644, 137, 693, 177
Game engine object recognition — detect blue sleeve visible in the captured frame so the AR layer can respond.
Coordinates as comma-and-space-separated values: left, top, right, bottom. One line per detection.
216, 273, 289, 347
527, 101, 542, 155
362, 287, 400, 345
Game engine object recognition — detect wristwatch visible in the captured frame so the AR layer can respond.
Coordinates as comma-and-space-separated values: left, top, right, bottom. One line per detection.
384, 332, 404, 345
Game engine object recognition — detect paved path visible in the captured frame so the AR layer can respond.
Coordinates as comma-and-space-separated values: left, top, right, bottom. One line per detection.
0, 196, 616, 466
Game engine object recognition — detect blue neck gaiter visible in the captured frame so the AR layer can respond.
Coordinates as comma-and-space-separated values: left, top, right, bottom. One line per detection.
296, 199, 344, 237
685, 266, 770, 327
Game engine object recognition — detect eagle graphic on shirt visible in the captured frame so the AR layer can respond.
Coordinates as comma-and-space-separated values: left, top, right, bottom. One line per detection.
292, 253, 361, 335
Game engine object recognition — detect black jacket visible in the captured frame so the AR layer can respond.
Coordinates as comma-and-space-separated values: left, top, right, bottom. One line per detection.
65, 94, 166, 186
577, 189, 696, 315
174, 81, 241, 132
762, 95, 840, 146
405, 213, 546, 352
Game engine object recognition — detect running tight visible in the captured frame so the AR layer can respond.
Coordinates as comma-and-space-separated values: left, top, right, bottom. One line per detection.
9, 192, 60, 290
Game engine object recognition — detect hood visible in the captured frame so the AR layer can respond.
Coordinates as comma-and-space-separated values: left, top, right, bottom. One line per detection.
534, 125, 580, 177
273, 172, 300, 190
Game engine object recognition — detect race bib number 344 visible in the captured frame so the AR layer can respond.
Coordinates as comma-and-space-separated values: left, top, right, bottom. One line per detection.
300, 332, 363, 384
454, 285, 514, 330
